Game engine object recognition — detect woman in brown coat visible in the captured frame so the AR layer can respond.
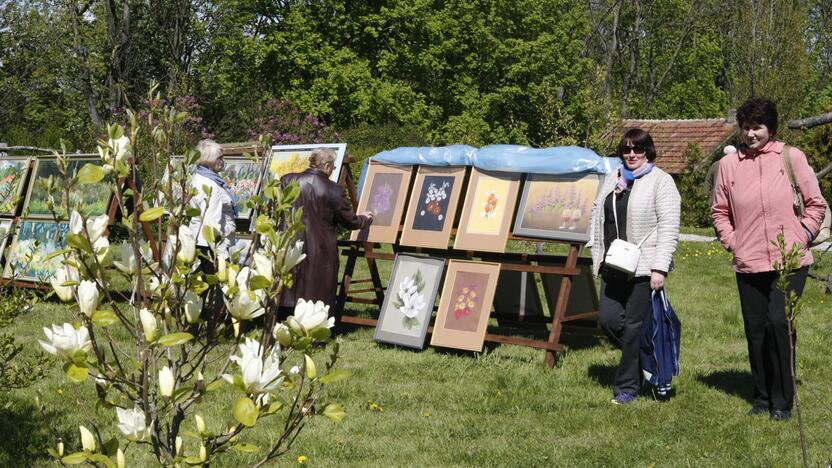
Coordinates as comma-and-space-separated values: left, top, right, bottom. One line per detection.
280, 149, 373, 309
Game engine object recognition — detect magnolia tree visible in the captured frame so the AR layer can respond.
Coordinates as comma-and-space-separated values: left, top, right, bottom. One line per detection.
40, 90, 348, 467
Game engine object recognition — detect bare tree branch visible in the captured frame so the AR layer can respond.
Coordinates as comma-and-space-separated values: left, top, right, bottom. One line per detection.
788, 112, 832, 129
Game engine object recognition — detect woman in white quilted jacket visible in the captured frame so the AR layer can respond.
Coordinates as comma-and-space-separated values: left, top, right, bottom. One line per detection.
588, 128, 681, 405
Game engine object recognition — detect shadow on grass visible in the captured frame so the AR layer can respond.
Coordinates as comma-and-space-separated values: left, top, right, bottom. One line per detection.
0, 399, 63, 466
695, 370, 754, 403
588, 364, 617, 388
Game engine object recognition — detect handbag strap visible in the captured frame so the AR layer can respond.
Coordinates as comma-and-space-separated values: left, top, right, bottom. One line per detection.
781, 145, 806, 216
611, 190, 658, 246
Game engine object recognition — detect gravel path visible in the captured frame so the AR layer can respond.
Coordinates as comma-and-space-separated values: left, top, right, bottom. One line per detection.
680, 233, 831, 251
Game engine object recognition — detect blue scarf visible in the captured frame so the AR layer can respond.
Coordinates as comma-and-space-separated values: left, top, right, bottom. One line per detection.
195, 165, 239, 218
616, 162, 654, 194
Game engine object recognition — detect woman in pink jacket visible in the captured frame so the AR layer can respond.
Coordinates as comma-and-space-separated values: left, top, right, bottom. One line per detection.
712, 97, 827, 421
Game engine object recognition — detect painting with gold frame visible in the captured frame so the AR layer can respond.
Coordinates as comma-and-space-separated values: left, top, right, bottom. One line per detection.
268, 144, 346, 183
350, 162, 413, 244
452, 168, 520, 253
399, 166, 467, 249
430, 260, 501, 352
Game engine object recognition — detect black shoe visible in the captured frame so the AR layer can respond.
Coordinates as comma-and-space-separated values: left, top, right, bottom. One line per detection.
748, 405, 768, 416
770, 409, 791, 421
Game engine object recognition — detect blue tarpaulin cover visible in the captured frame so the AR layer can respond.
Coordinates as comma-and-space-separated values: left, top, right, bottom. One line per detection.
358, 144, 620, 195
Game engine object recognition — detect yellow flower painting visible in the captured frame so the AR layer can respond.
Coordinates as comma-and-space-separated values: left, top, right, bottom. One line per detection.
465, 177, 511, 235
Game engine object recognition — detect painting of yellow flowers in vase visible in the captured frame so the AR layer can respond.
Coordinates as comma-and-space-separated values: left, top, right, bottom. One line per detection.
375, 255, 445, 349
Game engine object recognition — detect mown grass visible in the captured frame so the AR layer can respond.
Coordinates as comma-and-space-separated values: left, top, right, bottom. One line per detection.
3, 240, 832, 467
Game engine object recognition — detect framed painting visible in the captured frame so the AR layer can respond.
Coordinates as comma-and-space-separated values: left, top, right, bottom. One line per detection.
24, 156, 112, 219
0, 218, 14, 263
374, 254, 446, 349
163, 156, 263, 221
430, 260, 501, 352
513, 173, 604, 242
0, 157, 32, 216
540, 259, 599, 320
268, 144, 347, 183
350, 162, 413, 243
3, 219, 70, 282
452, 168, 520, 253
399, 166, 466, 249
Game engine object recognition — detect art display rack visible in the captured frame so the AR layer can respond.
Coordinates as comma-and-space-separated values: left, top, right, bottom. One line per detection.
335, 162, 600, 368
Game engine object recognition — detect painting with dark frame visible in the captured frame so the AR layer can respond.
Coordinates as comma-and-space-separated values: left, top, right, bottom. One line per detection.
374, 254, 446, 349
24, 156, 111, 219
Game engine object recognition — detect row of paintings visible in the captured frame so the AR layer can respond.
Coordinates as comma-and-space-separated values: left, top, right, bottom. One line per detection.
373, 254, 599, 352
352, 162, 604, 250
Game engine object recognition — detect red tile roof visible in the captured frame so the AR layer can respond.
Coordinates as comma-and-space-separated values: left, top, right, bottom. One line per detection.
612, 119, 737, 174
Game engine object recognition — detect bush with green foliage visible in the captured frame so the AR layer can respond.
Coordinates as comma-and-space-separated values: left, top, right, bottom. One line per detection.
676, 143, 716, 228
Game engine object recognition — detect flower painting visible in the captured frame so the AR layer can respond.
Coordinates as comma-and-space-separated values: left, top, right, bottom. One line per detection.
513, 173, 603, 242
453, 169, 520, 253
268, 144, 346, 183
411, 176, 453, 232
0, 157, 30, 215
26, 157, 111, 219
430, 260, 501, 352
374, 255, 445, 349
351, 163, 412, 243
4, 219, 70, 281
222, 159, 262, 220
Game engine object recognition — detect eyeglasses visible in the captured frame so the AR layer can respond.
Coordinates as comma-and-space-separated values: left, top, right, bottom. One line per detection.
619, 144, 646, 155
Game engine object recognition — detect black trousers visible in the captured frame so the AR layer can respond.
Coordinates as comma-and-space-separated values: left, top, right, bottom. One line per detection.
599, 274, 652, 396
736, 266, 808, 411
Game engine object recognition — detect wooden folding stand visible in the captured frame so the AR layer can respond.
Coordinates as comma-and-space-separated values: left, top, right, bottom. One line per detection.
334, 160, 599, 368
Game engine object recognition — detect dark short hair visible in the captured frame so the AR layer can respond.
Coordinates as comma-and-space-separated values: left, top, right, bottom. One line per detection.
617, 128, 657, 162
736, 97, 778, 135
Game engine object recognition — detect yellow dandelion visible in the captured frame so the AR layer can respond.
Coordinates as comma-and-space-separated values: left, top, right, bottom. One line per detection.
298, 455, 308, 464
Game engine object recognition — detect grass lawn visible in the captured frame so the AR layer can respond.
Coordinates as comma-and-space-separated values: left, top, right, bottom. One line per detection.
3, 239, 832, 467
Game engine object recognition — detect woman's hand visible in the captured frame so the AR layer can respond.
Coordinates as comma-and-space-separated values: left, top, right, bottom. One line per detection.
650, 270, 666, 290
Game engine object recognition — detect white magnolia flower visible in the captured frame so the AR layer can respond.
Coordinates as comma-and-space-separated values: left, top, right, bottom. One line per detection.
70, 212, 109, 244
272, 322, 292, 347
175, 225, 196, 264
224, 289, 265, 321
289, 298, 334, 334
282, 240, 306, 272
183, 290, 203, 324
109, 135, 132, 164
139, 308, 157, 342
77, 280, 100, 317
50, 266, 78, 302
113, 241, 138, 274
400, 291, 426, 319
224, 338, 284, 395
38, 323, 91, 360
79, 425, 96, 452
253, 252, 273, 282
93, 236, 111, 266
116, 448, 125, 468
116, 406, 147, 441
159, 366, 175, 397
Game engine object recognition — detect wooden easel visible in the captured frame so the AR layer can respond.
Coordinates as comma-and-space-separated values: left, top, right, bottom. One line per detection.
334, 160, 599, 368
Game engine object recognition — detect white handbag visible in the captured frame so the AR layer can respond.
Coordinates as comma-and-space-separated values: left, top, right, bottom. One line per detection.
604, 195, 657, 275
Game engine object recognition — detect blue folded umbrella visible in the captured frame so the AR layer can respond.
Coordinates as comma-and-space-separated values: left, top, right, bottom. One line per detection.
640, 289, 681, 397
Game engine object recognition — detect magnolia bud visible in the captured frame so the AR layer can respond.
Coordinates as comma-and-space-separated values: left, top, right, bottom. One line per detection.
195, 414, 206, 434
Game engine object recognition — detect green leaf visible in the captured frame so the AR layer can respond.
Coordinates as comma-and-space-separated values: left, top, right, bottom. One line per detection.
319, 369, 352, 385
77, 163, 105, 184
232, 443, 260, 453
206, 379, 225, 393
248, 274, 271, 290
304, 355, 317, 379
263, 401, 284, 415
43, 248, 70, 264
89, 453, 116, 468
108, 124, 124, 140
47, 447, 60, 459
158, 332, 194, 347
101, 437, 119, 456
65, 363, 88, 384
61, 452, 88, 465
322, 403, 347, 423
233, 397, 259, 427
183, 455, 203, 464
92, 310, 119, 327
139, 206, 165, 222
66, 233, 93, 254
202, 224, 218, 244
254, 214, 272, 234
309, 327, 331, 341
